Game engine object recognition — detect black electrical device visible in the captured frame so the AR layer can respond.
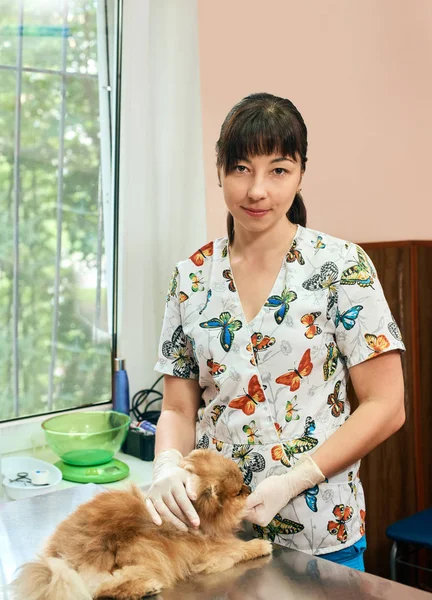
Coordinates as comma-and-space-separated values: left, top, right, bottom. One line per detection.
121, 376, 163, 462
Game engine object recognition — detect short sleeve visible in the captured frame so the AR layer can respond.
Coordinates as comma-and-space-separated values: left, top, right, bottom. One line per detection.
334, 244, 405, 369
154, 265, 199, 379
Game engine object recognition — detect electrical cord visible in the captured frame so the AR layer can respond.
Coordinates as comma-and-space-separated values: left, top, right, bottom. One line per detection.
131, 375, 163, 425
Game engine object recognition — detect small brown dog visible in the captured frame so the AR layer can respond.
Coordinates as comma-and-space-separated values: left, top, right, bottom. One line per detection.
11, 449, 272, 599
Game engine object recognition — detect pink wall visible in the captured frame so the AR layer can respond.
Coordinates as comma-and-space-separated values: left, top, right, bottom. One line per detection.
197, 0, 432, 243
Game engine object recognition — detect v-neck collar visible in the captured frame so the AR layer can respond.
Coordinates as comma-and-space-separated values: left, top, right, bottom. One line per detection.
222, 225, 303, 327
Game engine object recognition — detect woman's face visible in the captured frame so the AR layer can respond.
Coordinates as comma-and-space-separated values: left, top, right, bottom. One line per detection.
220, 153, 303, 237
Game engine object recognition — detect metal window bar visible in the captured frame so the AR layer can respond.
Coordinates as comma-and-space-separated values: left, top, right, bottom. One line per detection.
11, 0, 24, 418
110, 0, 124, 363
0, 64, 97, 79
95, 168, 103, 343
96, 0, 113, 340
47, 0, 69, 412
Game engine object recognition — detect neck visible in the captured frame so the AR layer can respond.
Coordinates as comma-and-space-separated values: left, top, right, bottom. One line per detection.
231, 218, 298, 258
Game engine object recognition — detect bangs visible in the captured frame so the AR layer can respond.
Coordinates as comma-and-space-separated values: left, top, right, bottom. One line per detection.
217, 109, 305, 174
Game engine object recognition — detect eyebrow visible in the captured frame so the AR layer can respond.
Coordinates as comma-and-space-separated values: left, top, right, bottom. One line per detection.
237, 156, 296, 165
271, 156, 296, 164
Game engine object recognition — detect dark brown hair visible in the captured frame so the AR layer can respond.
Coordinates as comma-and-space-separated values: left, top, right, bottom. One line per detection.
216, 93, 308, 244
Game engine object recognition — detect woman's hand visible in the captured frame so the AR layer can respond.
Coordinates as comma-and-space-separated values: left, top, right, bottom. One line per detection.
145, 449, 200, 532
244, 454, 325, 527
244, 475, 291, 526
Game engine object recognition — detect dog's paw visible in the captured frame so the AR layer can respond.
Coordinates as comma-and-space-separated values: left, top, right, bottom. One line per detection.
247, 538, 273, 558
143, 579, 163, 597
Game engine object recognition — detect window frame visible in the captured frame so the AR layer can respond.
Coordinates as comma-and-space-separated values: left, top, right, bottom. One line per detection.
0, 0, 122, 430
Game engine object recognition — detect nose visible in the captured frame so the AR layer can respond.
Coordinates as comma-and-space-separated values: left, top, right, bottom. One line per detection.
247, 177, 267, 202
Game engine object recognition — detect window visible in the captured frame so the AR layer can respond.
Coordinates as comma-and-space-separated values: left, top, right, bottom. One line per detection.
0, 0, 118, 420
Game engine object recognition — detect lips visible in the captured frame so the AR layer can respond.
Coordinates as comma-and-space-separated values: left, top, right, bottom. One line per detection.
242, 207, 270, 217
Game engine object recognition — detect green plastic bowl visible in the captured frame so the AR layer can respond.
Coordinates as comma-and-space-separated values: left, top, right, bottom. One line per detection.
42, 411, 131, 466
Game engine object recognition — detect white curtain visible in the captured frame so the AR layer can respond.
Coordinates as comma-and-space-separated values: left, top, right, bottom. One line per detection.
118, 0, 207, 396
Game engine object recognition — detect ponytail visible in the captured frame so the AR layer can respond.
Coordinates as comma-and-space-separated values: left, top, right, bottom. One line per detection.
287, 192, 307, 227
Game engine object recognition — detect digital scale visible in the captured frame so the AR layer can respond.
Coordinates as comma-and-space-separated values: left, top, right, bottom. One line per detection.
54, 449, 130, 484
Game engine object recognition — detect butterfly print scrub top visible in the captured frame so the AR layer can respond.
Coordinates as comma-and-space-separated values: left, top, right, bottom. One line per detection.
155, 225, 405, 555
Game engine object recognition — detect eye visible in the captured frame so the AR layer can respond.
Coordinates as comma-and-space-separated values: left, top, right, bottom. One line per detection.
273, 167, 288, 176
233, 165, 248, 173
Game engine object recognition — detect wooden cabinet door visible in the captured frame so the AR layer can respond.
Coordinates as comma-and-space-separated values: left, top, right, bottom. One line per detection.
348, 244, 417, 579
417, 244, 432, 509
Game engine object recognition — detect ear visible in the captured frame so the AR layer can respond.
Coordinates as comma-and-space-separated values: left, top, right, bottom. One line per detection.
181, 448, 207, 474
201, 484, 218, 502
194, 483, 220, 522
197, 483, 221, 516
182, 460, 195, 474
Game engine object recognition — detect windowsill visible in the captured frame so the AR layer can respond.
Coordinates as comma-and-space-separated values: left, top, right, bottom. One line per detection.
0, 444, 153, 504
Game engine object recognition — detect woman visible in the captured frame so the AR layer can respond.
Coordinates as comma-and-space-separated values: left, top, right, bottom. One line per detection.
148, 93, 405, 571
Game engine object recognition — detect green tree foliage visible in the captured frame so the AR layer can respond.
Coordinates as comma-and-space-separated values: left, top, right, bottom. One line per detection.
0, 1, 111, 420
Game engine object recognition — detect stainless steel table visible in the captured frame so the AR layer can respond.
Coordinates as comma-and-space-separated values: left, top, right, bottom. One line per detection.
0, 485, 430, 599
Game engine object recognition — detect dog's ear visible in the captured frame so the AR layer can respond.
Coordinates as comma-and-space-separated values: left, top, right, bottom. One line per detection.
201, 484, 218, 502
181, 449, 209, 475
182, 461, 195, 474
196, 482, 221, 517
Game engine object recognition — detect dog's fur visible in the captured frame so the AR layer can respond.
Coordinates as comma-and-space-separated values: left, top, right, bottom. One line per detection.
11, 449, 272, 599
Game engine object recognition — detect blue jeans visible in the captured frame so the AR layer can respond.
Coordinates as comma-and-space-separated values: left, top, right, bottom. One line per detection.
320, 536, 367, 571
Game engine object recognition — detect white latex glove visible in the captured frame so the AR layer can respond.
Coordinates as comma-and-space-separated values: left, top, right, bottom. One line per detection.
244, 454, 325, 527
145, 448, 200, 532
